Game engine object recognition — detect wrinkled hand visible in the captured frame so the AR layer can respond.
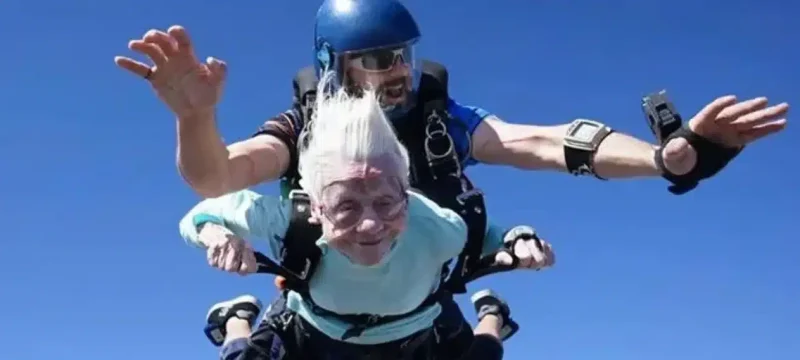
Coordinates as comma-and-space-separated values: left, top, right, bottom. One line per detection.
198, 223, 257, 275
662, 96, 789, 175
495, 225, 555, 270
114, 25, 227, 119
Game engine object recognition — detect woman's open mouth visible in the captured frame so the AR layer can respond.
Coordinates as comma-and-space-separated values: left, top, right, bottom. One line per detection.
356, 238, 383, 247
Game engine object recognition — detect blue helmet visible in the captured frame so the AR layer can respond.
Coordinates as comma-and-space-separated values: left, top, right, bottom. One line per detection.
314, 0, 420, 57
313, 0, 422, 115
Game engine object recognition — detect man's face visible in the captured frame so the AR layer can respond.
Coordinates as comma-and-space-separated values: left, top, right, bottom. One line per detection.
343, 46, 414, 107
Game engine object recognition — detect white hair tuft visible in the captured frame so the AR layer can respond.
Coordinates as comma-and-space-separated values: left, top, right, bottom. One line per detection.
297, 71, 410, 198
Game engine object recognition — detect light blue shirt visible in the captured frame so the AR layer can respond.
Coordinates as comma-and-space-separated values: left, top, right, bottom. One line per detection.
179, 190, 505, 345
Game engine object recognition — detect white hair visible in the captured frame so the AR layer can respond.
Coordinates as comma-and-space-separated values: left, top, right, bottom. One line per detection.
297, 71, 411, 199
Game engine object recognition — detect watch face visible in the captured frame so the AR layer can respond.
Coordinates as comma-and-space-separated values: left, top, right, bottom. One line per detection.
571, 122, 599, 141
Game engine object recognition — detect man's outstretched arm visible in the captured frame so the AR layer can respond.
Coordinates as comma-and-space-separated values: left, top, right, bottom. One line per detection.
176, 111, 291, 198
471, 117, 660, 179
470, 95, 788, 182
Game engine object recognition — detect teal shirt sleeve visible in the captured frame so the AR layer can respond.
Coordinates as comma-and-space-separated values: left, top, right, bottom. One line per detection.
178, 190, 290, 259
482, 223, 506, 257
407, 190, 505, 260
406, 191, 468, 264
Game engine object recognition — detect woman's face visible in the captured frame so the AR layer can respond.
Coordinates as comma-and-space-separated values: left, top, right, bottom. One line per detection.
313, 162, 409, 266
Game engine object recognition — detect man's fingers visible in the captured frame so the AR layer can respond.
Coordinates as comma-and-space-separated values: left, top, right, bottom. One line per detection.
168, 25, 196, 60
206, 57, 228, 83
740, 119, 787, 143
144, 29, 178, 57
730, 103, 789, 130
716, 97, 768, 124
129, 40, 167, 67
114, 56, 151, 78
690, 95, 737, 131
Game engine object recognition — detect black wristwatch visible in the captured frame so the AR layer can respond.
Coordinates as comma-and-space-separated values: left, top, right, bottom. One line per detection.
563, 119, 614, 178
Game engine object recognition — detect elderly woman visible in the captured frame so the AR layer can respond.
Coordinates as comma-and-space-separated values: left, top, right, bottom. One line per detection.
178, 73, 554, 359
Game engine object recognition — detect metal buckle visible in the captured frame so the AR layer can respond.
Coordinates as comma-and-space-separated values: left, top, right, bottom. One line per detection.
425, 114, 447, 138
278, 248, 312, 281
424, 120, 455, 160
424, 119, 461, 180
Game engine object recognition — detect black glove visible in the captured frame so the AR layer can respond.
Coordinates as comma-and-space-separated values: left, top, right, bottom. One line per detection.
654, 126, 743, 195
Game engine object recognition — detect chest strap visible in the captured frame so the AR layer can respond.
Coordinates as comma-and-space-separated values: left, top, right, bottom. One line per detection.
304, 288, 448, 341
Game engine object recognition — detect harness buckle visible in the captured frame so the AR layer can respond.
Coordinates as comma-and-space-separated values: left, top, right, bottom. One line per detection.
424, 114, 448, 138
278, 249, 313, 281
424, 122, 455, 159
455, 188, 483, 205
424, 110, 461, 179
275, 311, 295, 332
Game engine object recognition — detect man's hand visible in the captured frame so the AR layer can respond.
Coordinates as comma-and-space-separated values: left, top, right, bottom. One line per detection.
661, 96, 788, 175
199, 223, 257, 275
495, 225, 555, 270
114, 25, 227, 119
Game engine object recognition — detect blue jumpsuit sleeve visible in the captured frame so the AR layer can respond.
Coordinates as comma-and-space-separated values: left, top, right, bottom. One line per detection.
445, 98, 493, 166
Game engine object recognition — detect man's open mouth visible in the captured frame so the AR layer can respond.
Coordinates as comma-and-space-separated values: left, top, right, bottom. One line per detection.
381, 80, 406, 98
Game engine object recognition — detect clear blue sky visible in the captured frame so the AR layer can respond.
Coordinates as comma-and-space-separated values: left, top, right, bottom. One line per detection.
1, 1, 797, 359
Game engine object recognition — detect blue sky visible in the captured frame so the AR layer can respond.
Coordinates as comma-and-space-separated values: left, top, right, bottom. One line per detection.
1, 0, 798, 359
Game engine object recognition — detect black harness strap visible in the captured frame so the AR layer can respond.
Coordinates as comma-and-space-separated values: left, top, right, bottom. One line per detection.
277, 190, 321, 294
309, 288, 446, 340
293, 66, 318, 126
407, 62, 487, 295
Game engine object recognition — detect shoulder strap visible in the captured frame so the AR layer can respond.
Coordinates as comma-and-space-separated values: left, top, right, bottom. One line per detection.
279, 67, 320, 199
277, 190, 322, 294
412, 61, 488, 294
419, 60, 448, 101
293, 66, 319, 108
293, 66, 320, 126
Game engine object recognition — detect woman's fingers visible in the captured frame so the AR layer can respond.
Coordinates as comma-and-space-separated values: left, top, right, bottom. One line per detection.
513, 240, 533, 268
207, 243, 222, 268
239, 247, 258, 275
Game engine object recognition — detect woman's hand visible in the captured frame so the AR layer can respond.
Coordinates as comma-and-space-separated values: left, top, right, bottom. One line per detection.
114, 25, 227, 119
198, 223, 257, 275
495, 225, 555, 270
